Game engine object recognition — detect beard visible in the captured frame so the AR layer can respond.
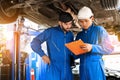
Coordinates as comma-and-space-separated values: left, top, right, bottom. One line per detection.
61, 26, 70, 32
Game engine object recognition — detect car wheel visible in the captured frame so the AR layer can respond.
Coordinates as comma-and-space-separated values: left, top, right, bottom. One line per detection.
117, 32, 120, 41
100, 0, 120, 10
0, 0, 19, 24
106, 76, 117, 80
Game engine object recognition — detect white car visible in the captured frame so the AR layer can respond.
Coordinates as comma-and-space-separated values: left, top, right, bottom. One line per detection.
103, 54, 120, 80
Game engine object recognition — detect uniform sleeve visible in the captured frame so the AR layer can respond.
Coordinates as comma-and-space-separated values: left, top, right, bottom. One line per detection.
91, 27, 114, 54
75, 33, 80, 40
71, 32, 80, 59
30, 29, 51, 57
70, 32, 74, 41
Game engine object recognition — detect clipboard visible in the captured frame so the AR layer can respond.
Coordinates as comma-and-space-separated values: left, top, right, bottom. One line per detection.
65, 39, 86, 55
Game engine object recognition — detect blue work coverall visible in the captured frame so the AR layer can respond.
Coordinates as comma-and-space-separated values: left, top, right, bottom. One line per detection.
31, 26, 74, 80
76, 24, 114, 80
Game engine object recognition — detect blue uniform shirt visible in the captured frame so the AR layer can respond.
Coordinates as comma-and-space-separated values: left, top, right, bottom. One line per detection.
76, 24, 114, 80
31, 26, 74, 80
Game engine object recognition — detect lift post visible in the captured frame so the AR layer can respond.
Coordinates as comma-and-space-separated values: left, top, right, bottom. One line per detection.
14, 31, 20, 80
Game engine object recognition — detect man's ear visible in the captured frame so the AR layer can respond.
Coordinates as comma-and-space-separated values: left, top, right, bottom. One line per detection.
91, 16, 94, 21
58, 21, 61, 24
58, 21, 62, 26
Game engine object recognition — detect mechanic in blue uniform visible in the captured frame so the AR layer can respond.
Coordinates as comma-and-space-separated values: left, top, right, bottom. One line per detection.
76, 6, 114, 80
31, 12, 74, 80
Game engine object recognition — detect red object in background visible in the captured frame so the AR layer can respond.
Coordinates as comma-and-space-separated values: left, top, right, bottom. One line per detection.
31, 69, 35, 80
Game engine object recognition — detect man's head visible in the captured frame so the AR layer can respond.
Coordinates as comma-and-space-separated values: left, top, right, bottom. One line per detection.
78, 6, 94, 29
58, 12, 73, 32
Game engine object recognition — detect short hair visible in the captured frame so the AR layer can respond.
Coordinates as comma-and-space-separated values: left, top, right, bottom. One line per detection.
59, 12, 73, 23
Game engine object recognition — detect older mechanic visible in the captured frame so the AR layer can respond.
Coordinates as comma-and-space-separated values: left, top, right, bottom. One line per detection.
31, 12, 74, 80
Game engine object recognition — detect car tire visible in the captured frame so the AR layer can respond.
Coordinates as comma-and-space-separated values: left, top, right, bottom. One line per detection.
100, 0, 120, 10
106, 76, 117, 80
117, 32, 120, 41
0, 0, 19, 24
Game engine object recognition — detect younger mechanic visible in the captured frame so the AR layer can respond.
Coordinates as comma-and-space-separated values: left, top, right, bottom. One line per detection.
76, 6, 114, 80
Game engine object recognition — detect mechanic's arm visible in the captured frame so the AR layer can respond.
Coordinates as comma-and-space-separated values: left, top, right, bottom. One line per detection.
80, 40, 113, 55
89, 28, 114, 54
31, 29, 51, 64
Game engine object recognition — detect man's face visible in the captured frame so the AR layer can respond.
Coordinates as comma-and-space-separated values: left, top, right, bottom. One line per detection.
78, 17, 93, 29
59, 21, 72, 32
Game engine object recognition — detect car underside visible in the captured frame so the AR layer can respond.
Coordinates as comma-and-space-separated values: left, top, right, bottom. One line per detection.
0, 0, 120, 40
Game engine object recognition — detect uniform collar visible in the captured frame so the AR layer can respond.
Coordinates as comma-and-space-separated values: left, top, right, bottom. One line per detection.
82, 23, 94, 32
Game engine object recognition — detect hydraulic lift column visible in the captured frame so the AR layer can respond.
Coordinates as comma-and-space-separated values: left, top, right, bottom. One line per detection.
14, 17, 25, 80
14, 31, 20, 80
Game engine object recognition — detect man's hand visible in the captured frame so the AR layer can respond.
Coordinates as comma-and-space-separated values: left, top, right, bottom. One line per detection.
80, 43, 92, 53
42, 55, 50, 64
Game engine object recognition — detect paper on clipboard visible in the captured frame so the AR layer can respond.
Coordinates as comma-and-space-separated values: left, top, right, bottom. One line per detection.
65, 39, 86, 55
